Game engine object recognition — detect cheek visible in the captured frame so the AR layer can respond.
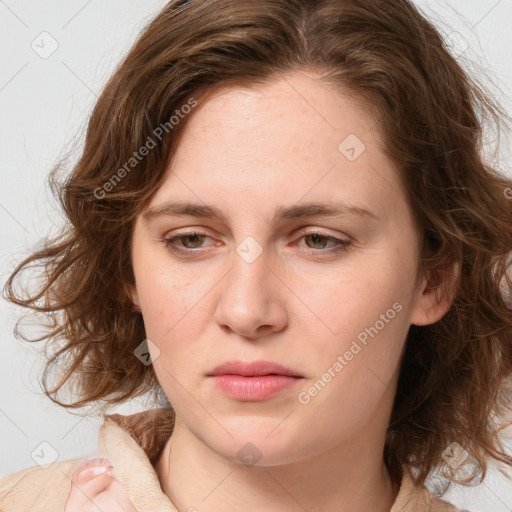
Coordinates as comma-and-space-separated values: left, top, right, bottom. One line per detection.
293, 252, 413, 422
295, 258, 410, 350
135, 268, 212, 375
295, 304, 407, 441
136, 267, 196, 330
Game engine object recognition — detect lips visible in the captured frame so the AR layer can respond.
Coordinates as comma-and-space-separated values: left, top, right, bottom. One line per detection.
207, 360, 303, 401
207, 360, 301, 378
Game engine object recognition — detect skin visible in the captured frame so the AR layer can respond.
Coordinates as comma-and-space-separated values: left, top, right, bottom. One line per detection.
125, 71, 456, 512
65, 458, 136, 512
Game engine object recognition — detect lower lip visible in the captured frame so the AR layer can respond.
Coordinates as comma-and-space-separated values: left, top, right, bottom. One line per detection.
209, 375, 302, 401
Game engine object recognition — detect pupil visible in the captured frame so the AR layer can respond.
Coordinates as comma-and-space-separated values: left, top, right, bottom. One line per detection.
310, 234, 325, 248
185, 235, 201, 247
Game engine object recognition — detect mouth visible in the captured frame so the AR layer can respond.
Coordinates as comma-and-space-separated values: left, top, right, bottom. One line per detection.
206, 359, 302, 378
206, 360, 303, 401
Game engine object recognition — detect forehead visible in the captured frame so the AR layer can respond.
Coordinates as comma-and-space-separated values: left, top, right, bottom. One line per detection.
148, 72, 407, 222
183, 73, 377, 155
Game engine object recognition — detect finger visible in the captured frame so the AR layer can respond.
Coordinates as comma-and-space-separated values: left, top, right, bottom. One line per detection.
74, 457, 112, 479
66, 470, 138, 512
74, 458, 113, 484
108, 479, 139, 512
78, 464, 115, 485
66, 458, 115, 507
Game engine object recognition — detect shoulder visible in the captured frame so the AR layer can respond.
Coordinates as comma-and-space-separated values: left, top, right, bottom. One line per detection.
392, 467, 471, 512
429, 497, 465, 511
429, 495, 471, 512
0, 407, 175, 512
0, 456, 89, 512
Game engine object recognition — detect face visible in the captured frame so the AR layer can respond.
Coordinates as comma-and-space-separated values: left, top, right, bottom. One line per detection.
129, 71, 447, 467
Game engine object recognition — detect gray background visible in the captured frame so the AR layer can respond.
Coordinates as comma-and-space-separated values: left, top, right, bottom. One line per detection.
1, 1, 511, 510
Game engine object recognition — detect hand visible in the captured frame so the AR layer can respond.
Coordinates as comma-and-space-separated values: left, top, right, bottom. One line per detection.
64, 458, 137, 512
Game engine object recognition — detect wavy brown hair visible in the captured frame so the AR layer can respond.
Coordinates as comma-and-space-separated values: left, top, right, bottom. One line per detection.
4, 0, 512, 493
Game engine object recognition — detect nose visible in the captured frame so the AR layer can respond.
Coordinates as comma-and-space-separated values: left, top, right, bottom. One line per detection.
213, 244, 288, 340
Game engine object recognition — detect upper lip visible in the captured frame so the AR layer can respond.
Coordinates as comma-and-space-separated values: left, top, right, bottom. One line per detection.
207, 360, 302, 377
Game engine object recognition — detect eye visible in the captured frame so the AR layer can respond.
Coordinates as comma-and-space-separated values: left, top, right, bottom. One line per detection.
296, 230, 352, 254
163, 230, 212, 255
161, 229, 352, 257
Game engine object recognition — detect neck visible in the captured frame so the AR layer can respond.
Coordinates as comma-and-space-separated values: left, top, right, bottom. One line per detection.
154, 420, 398, 512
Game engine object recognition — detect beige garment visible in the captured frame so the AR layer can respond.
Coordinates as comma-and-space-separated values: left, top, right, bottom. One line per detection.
0, 407, 465, 511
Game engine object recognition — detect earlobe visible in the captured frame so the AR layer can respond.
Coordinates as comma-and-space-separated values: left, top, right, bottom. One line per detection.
410, 261, 459, 327
127, 284, 142, 313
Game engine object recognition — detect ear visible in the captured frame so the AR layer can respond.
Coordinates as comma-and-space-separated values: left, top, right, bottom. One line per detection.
409, 261, 459, 326
127, 283, 142, 313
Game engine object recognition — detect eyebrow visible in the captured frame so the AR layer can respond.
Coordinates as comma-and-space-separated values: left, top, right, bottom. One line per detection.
143, 200, 380, 225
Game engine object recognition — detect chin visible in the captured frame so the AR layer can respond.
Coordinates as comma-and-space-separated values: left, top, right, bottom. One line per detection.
205, 426, 307, 468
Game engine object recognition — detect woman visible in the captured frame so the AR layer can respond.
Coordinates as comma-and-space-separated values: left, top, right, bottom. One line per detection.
1, 0, 511, 511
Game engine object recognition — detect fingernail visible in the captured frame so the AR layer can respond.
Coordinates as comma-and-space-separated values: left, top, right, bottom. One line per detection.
106, 465, 115, 478
78, 465, 107, 484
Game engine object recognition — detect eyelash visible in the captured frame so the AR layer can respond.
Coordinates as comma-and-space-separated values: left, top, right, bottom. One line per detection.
161, 229, 352, 257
